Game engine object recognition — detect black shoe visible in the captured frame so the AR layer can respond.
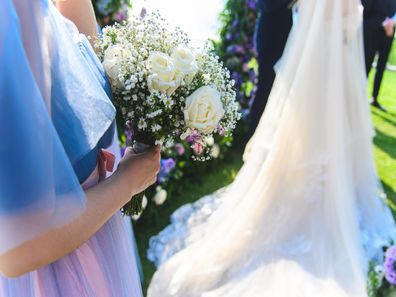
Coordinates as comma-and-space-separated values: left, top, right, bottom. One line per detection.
371, 100, 387, 112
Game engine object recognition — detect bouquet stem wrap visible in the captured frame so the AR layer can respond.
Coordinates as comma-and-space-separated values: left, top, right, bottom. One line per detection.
121, 142, 152, 216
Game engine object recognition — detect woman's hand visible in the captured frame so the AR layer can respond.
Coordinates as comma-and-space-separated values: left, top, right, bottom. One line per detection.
117, 146, 161, 198
0, 146, 161, 278
383, 18, 395, 37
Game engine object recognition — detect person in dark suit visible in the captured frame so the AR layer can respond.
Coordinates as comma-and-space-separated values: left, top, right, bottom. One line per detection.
248, 0, 293, 138
363, 0, 396, 112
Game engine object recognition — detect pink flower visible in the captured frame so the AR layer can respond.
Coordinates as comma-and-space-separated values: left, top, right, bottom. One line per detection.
175, 143, 185, 156
192, 142, 204, 155
243, 63, 249, 72
115, 12, 126, 22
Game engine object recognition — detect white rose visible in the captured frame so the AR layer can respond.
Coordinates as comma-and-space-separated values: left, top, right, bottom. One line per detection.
205, 136, 215, 146
102, 45, 131, 88
172, 46, 199, 84
153, 188, 168, 205
147, 52, 181, 96
210, 144, 221, 159
184, 86, 225, 134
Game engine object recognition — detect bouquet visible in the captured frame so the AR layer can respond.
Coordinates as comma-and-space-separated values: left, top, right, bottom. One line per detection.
96, 12, 241, 216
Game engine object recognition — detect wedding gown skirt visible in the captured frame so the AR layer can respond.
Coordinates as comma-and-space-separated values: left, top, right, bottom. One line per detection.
147, 1, 396, 296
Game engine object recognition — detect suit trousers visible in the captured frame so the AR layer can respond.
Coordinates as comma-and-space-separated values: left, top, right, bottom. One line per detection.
364, 24, 395, 99
248, 8, 292, 138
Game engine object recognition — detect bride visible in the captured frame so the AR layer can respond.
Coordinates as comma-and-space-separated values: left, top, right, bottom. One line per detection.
147, 0, 396, 296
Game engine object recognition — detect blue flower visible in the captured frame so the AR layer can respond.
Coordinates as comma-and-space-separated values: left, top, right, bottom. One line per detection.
158, 158, 176, 183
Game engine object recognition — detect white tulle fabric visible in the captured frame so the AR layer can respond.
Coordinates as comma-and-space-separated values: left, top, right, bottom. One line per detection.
147, 0, 396, 296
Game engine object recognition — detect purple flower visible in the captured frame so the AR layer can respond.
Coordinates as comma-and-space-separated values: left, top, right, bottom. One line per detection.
158, 158, 176, 182
232, 72, 241, 82
175, 143, 185, 156
217, 125, 226, 136
162, 158, 176, 173
226, 45, 236, 54
186, 130, 202, 144
231, 19, 238, 29
115, 12, 126, 22
246, 0, 257, 10
125, 130, 133, 143
227, 44, 245, 55
235, 45, 245, 54
249, 69, 257, 82
384, 246, 396, 285
140, 7, 147, 19
120, 146, 127, 157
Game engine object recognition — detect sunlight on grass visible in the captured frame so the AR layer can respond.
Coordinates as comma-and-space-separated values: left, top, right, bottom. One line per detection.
369, 70, 396, 206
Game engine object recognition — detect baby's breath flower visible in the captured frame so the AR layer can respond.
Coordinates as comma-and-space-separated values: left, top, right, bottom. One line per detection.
138, 118, 147, 130
151, 124, 162, 132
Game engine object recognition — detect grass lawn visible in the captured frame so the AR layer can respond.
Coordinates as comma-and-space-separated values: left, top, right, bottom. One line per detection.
369, 70, 396, 211
134, 69, 396, 294
388, 38, 396, 66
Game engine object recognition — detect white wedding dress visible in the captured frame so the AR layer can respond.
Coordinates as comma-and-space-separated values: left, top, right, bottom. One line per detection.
147, 0, 396, 296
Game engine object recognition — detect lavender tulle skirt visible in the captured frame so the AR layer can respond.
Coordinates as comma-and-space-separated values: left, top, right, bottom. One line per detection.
0, 151, 143, 297
0, 212, 143, 297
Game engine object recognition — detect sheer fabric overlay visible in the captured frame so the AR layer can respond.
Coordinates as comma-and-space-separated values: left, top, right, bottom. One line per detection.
0, 0, 116, 254
1, 1, 143, 296
148, 0, 396, 296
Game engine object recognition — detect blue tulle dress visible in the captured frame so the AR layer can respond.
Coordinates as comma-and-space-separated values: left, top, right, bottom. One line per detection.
0, 0, 143, 296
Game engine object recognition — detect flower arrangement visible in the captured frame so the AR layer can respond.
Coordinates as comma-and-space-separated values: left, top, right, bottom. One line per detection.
368, 245, 396, 297
96, 12, 240, 215
214, 0, 259, 113
92, 0, 131, 27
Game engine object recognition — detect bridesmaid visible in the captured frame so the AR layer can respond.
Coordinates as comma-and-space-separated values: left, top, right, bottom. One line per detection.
0, 0, 159, 296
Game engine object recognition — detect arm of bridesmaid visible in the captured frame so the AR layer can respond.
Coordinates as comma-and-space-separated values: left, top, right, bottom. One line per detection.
0, 147, 160, 278
56, 0, 98, 40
